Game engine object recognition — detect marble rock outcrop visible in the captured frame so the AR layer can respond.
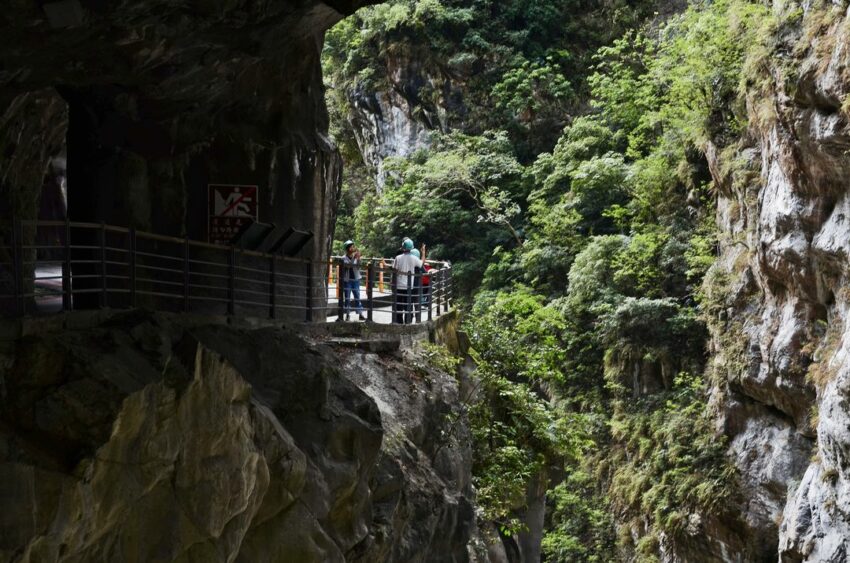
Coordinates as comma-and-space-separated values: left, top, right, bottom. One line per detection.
347, 51, 452, 190
0, 312, 477, 562
702, 2, 850, 561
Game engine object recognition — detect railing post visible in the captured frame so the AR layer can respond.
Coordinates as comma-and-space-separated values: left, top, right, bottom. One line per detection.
228, 246, 236, 316
183, 238, 190, 313
431, 269, 438, 317
391, 269, 398, 324
337, 259, 344, 322
439, 269, 445, 314
444, 268, 450, 314
100, 222, 107, 308
366, 261, 374, 322
415, 271, 422, 324
129, 227, 137, 308
269, 255, 276, 320
406, 271, 413, 324
62, 217, 72, 311
11, 217, 21, 317
427, 267, 432, 322
437, 269, 444, 316
305, 261, 313, 322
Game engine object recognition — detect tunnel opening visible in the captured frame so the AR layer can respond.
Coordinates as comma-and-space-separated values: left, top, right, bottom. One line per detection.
0, 88, 68, 316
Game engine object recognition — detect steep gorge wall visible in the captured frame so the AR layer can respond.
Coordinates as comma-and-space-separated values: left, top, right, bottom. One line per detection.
0, 312, 478, 562
703, 2, 850, 560
346, 50, 458, 189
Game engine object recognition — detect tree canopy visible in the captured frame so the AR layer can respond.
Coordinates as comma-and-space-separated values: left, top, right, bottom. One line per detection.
325, 0, 775, 558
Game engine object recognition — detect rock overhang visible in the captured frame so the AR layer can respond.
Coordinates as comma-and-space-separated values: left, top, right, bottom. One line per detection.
0, 0, 382, 258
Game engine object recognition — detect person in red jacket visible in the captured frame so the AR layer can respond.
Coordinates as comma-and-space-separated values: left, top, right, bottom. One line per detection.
411, 247, 431, 310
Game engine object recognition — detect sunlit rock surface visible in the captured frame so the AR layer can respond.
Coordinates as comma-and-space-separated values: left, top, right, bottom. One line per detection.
347, 51, 459, 190
704, 2, 850, 561
0, 312, 477, 562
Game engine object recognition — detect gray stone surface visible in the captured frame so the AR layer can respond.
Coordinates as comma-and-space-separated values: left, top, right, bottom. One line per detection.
702, 2, 850, 561
0, 311, 478, 562
348, 53, 454, 190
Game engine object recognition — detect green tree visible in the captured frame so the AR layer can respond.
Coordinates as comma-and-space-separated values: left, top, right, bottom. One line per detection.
326, 0, 776, 558
354, 131, 526, 294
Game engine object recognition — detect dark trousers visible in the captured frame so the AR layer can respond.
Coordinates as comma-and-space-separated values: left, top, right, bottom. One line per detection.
394, 289, 413, 324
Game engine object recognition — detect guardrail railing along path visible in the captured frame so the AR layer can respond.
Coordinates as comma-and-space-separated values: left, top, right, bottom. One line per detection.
0, 219, 452, 326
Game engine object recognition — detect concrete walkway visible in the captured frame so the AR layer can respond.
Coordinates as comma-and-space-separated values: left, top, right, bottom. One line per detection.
325, 282, 437, 325
34, 264, 63, 314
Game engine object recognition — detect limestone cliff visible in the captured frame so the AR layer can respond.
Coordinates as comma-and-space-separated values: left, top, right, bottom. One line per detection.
701, 2, 850, 561
343, 50, 456, 190
0, 312, 478, 562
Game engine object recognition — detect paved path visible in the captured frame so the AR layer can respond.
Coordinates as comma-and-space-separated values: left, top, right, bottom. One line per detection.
34, 264, 63, 314
325, 282, 435, 325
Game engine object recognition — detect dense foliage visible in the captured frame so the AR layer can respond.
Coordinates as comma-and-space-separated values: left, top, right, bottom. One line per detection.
323, 0, 659, 164
324, 0, 773, 559
353, 131, 526, 294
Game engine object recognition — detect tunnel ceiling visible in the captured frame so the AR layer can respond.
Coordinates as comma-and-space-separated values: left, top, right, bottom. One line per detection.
1, 0, 375, 109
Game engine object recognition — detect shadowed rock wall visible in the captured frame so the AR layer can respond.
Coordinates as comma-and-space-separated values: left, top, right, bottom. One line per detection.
0, 0, 376, 259
0, 311, 478, 562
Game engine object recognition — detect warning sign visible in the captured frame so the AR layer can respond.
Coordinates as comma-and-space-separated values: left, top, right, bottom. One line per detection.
208, 184, 258, 245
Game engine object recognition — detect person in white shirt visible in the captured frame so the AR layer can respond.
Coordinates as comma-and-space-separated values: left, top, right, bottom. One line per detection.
392, 237, 423, 324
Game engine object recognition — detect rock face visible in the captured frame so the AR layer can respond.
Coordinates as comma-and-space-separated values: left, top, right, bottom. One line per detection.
350, 83, 434, 190
703, 2, 850, 560
346, 50, 460, 189
0, 312, 477, 562
0, 0, 378, 256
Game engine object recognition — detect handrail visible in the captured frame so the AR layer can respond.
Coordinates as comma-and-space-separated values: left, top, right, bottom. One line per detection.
0, 219, 453, 325
328, 254, 450, 269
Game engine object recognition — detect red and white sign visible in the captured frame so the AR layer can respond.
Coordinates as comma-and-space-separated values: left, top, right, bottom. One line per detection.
208, 184, 258, 245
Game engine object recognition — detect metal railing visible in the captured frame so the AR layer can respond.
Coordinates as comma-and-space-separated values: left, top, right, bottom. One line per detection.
326, 256, 453, 324
0, 219, 452, 325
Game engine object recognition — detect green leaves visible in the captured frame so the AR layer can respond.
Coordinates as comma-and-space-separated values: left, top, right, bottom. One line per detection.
494, 58, 574, 120
353, 131, 526, 293
466, 286, 601, 531
590, 0, 770, 156
589, 32, 658, 151
325, 0, 772, 557
542, 470, 616, 562
607, 374, 736, 548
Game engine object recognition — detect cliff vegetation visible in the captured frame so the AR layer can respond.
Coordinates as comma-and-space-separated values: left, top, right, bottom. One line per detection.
321, 0, 835, 559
